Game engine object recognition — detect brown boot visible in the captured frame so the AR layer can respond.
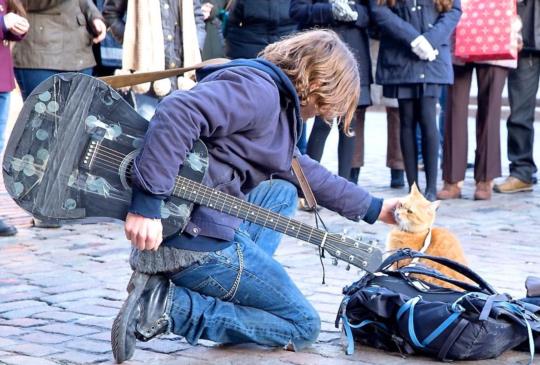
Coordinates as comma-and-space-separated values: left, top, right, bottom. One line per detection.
436, 182, 461, 200
474, 180, 492, 200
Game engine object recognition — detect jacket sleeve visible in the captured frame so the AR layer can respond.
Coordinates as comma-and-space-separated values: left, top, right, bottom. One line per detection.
130, 67, 281, 218
287, 151, 383, 224
422, 0, 462, 49
80, 0, 105, 23
22, 0, 70, 11
367, 0, 421, 46
353, 3, 370, 29
289, 0, 334, 26
194, 0, 207, 50
102, 0, 127, 44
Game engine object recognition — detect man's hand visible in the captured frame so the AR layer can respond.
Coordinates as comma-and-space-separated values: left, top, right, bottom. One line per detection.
92, 18, 107, 44
124, 213, 163, 251
377, 198, 399, 225
3, 12, 29, 36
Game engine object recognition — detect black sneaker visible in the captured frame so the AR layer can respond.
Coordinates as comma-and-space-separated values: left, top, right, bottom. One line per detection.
0, 219, 17, 237
390, 169, 405, 188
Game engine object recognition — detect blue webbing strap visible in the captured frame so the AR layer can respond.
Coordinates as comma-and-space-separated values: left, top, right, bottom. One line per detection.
498, 302, 535, 365
398, 296, 462, 349
341, 315, 389, 355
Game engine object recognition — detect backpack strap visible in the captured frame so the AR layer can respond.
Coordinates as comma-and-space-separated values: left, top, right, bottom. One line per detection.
397, 266, 485, 293
437, 318, 469, 360
381, 249, 497, 295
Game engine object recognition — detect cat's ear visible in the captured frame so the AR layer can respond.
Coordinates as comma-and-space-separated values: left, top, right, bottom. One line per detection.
431, 200, 441, 211
410, 182, 421, 196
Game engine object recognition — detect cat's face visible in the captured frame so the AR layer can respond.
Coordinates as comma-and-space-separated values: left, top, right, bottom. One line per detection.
394, 184, 440, 233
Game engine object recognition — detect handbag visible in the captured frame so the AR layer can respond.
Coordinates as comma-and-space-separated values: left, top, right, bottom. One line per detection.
336, 249, 540, 363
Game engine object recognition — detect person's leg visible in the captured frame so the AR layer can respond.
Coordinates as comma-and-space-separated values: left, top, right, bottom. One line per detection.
239, 179, 298, 256
398, 99, 419, 190
350, 107, 365, 183
386, 106, 404, 188
417, 96, 439, 201
337, 111, 357, 180
473, 65, 507, 200
505, 54, 539, 185
0, 92, 17, 237
306, 116, 331, 162
439, 65, 473, 197
14, 69, 60, 100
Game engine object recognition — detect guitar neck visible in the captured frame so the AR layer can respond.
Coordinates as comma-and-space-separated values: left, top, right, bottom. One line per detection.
174, 176, 327, 244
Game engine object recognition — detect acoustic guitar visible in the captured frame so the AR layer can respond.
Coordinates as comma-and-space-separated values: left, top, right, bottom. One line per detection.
2, 73, 382, 272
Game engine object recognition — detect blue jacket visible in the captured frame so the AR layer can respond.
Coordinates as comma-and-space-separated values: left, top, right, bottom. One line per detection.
129, 60, 383, 245
369, 0, 461, 85
290, 0, 372, 105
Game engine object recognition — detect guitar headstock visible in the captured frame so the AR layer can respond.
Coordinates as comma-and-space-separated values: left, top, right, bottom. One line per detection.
324, 232, 383, 273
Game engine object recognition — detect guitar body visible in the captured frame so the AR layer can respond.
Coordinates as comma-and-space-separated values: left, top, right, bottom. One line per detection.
2, 73, 207, 237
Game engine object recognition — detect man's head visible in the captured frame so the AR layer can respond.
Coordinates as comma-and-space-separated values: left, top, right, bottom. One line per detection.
259, 29, 360, 135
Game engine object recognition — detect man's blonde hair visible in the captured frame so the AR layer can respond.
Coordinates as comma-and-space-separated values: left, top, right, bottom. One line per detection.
259, 29, 360, 135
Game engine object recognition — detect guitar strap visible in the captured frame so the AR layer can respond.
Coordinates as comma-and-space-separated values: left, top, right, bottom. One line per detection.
99, 59, 318, 210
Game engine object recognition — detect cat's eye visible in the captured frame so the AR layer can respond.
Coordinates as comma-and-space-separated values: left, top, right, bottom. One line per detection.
407, 209, 413, 214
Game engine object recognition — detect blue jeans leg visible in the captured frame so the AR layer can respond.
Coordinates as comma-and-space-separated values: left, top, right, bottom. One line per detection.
167, 180, 319, 350
14, 68, 92, 100
0, 92, 10, 153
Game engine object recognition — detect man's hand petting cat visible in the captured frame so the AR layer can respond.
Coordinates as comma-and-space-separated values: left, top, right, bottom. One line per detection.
378, 198, 399, 225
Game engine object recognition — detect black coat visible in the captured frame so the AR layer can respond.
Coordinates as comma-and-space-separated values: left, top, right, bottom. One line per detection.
289, 0, 373, 90
224, 0, 298, 59
518, 0, 540, 53
368, 0, 461, 86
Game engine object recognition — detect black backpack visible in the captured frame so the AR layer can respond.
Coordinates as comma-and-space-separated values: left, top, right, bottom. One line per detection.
336, 249, 540, 363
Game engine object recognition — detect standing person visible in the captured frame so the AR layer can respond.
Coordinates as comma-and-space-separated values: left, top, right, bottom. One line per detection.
290, 0, 372, 183
111, 29, 399, 363
0, 0, 28, 237
494, 0, 539, 194
103, 0, 206, 120
437, 22, 521, 201
368, 37, 405, 188
369, 0, 461, 201
201, 0, 226, 60
13, 0, 106, 100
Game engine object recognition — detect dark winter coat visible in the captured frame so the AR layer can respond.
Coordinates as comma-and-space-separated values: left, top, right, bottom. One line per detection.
289, 0, 372, 105
518, 0, 540, 53
368, 0, 461, 85
224, 0, 298, 59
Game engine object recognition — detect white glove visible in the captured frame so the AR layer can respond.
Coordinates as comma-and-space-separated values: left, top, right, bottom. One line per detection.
411, 35, 438, 61
330, 0, 358, 22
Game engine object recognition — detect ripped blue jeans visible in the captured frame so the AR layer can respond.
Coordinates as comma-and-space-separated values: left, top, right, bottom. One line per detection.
167, 180, 321, 350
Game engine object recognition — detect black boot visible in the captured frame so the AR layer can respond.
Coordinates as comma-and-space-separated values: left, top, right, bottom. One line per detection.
349, 167, 360, 184
0, 219, 17, 237
111, 272, 171, 364
390, 169, 405, 188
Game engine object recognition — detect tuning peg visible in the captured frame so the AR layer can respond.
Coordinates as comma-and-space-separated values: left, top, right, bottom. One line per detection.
331, 258, 338, 266
346, 264, 351, 271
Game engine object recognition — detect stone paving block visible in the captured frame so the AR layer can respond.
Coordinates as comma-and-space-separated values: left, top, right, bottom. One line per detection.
75, 315, 114, 330
38, 323, 101, 337
51, 350, 110, 364
20, 331, 71, 345
9, 342, 62, 357
137, 338, 192, 354
2, 305, 52, 320
65, 339, 111, 354
0, 290, 45, 303
0, 337, 19, 349
87, 331, 112, 342
0, 325, 27, 336
0, 317, 48, 327
32, 310, 84, 322
0, 300, 48, 313
60, 304, 118, 317
0, 355, 60, 365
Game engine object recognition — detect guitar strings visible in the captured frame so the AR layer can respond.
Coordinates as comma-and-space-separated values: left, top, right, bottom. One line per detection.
91, 144, 374, 257
88, 144, 375, 264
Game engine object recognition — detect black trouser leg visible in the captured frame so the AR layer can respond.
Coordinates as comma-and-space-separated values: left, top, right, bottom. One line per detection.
398, 99, 419, 190
306, 116, 331, 162
418, 96, 439, 199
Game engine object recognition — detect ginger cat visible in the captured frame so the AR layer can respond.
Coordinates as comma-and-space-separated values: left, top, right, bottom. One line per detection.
386, 184, 471, 290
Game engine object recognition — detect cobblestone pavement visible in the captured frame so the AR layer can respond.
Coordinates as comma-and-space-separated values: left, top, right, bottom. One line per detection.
0, 112, 539, 365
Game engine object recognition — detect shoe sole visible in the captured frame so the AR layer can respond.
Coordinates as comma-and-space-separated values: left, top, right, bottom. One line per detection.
111, 271, 150, 364
493, 186, 533, 194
